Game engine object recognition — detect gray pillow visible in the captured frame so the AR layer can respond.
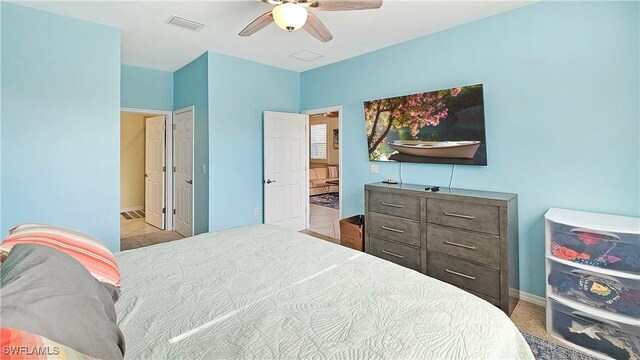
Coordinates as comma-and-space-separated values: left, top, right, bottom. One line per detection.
0, 244, 125, 360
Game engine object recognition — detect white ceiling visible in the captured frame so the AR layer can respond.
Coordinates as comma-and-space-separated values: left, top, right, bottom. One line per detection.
16, 0, 534, 73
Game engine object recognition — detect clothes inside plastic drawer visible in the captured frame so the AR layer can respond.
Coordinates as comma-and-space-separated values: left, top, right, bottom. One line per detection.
551, 300, 640, 360
548, 260, 640, 318
548, 220, 640, 274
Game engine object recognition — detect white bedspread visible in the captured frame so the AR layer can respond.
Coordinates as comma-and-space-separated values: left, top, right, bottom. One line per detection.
115, 225, 533, 359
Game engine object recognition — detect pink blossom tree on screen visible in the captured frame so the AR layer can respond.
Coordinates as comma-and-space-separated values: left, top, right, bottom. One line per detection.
365, 88, 461, 155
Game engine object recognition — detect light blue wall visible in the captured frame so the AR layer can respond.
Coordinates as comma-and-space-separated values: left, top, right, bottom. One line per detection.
208, 53, 300, 231
174, 53, 209, 235
121, 64, 173, 111
300, 1, 640, 297
1, 3, 121, 251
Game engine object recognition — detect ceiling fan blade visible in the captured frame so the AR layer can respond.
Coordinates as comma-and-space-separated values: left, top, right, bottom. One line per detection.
310, 0, 382, 11
239, 12, 274, 37
303, 13, 333, 42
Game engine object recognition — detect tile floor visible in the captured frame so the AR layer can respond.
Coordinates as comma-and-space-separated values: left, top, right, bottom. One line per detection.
120, 216, 163, 239
308, 203, 340, 239
300, 229, 340, 244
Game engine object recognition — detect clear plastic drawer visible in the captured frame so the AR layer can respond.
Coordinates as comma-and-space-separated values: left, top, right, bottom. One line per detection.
547, 220, 640, 275
550, 299, 640, 359
548, 260, 640, 318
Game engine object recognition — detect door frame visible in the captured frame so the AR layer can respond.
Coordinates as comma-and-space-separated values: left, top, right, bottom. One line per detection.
121, 107, 174, 231
302, 106, 343, 229
173, 106, 195, 237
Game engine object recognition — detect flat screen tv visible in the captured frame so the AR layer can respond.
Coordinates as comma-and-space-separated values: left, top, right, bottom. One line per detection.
364, 84, 487, 166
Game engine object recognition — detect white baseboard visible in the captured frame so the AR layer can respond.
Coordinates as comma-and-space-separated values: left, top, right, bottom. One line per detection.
121, 206, 144, 213
519, 290, 546, 307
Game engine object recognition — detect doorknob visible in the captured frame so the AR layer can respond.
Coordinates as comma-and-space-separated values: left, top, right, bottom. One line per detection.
265, 179, 276, 184
145, 173, 148, 178
186, 180, 193, 184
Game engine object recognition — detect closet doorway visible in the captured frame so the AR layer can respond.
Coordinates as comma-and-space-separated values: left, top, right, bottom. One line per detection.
120, 108, 183, 250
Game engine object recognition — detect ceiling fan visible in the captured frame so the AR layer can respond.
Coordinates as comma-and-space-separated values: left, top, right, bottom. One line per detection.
239, 0, 383, 42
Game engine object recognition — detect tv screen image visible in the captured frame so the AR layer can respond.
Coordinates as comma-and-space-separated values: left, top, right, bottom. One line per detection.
364, 84, 487, 166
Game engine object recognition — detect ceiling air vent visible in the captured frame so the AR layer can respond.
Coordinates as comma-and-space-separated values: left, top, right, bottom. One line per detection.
166, 15, 205, 31
289, 50, 325, 62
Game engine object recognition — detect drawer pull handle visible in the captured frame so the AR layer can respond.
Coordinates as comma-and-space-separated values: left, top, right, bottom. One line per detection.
381, 226, 404, 233
571, 310, 623, 330
445, 268, 476, 280
444, 240, 476, 250
444, 212, 475, 220
382, 250, 404, 259
570, 228, 620, 241
381, 202, 404, 208
570, 269, 621, 285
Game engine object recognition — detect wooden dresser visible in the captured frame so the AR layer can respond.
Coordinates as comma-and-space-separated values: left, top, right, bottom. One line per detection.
364, 182, 519, 315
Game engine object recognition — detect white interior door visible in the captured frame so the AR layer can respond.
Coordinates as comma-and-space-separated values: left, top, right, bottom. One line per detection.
174, 108, 194, 237
264, 111, 308, 231
145, 116, 165, 229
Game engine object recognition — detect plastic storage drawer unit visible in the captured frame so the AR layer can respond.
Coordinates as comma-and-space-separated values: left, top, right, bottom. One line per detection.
545, 208, 640, 359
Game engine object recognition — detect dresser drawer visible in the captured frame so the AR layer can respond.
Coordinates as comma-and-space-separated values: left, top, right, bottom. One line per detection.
369, 236, 421, 272
369, 191, 421, 221
427, 199, 500, 235
427, 225, 500, 267
368, 212, 421, 247
428, 252, 500, 299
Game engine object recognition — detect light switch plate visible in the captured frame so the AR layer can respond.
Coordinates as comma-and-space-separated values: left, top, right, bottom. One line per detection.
370, 164, 379, 174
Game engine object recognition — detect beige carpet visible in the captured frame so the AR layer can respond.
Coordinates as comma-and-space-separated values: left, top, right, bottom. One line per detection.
510, 300, 560, 344
121, 231, 184, 251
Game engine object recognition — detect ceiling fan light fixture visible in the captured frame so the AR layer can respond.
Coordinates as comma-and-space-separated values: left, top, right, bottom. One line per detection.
272, 3, 308, 32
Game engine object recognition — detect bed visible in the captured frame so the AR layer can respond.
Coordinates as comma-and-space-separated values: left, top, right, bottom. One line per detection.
114, 224, 533, 359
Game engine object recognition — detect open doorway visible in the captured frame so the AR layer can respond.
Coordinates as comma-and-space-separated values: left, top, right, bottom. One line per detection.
120, 109, 183, 250
306, 108, 341, 240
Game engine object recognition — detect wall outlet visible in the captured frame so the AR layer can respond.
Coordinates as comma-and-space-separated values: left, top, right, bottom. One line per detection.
254, 207, 260, 216
370, 164, 379, 174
